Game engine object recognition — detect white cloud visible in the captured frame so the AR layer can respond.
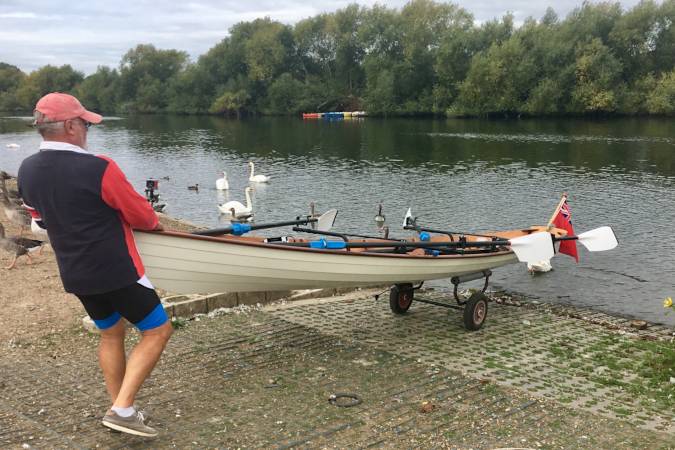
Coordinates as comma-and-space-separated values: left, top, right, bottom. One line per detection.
0, 12, 37, 18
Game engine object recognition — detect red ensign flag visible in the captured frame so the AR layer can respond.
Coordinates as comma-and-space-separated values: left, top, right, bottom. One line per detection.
552, 200, 579, 262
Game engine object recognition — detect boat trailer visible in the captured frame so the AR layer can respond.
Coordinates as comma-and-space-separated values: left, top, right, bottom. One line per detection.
387, 270, 492, 331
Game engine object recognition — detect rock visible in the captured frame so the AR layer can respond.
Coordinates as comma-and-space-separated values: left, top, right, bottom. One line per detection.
629, 320, 648, 330
419, 401, 435, 413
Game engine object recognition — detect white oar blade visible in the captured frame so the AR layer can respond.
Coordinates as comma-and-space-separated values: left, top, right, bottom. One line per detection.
577, 226, 618, 252
509, 232, 555, 264
403, 207, 413, 227
317, 209, 338, 232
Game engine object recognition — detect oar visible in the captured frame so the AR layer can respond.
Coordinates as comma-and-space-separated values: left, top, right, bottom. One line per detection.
273, 231, 555, 264
404, 224, 498, 240
402, 208, 496, 239
292, 227, 403, 242
193, 209, 338, 236
554, 226, 618, 252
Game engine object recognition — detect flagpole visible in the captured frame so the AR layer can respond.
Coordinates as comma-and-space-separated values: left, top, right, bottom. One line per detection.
547, 193, 568, 229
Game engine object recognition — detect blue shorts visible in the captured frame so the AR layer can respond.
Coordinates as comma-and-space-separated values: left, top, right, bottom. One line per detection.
76, 283, 168, 331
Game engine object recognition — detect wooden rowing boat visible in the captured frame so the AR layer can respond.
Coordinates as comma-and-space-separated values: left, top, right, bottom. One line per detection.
134, 226, 563, 294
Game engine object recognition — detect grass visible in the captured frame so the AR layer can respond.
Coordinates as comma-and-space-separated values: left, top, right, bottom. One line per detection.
171, 316, 189, 329
610, 406, 632, 416
545, 333, 675, 411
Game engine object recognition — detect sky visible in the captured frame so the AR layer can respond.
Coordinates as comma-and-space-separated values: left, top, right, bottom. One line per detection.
0, 0, 644, 75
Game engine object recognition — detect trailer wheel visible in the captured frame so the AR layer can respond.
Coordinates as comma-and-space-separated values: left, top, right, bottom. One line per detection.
463, 292, 488, 331
389, 284, 414, 314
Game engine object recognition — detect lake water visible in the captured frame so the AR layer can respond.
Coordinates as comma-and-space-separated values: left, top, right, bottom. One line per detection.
1, 114, 674, 327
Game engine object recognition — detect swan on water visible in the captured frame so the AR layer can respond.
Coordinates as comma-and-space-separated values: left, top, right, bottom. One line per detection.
6, 143, 20, 149
218, 186, 253, 218
248, 162, 270, 183
527, 259, 553, 274
216, 171, 229, 190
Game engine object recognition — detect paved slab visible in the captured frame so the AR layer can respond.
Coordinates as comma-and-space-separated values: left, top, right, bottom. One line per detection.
1, 291, 673, 449
270, 290, 675, 433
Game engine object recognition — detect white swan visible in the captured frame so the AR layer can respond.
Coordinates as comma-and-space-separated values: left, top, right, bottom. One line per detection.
218, 186, 253, 218
216, 171, 229, 190
248, 162, 270, 183
527, 259, 553, 274
6, 143, 20, 149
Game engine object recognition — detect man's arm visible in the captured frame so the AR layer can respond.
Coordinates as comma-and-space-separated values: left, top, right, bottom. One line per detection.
17, 165, 46, 229
99, 156, 160, 231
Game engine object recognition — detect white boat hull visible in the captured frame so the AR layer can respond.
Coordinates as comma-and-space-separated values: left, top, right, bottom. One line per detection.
134, 231, 519, 294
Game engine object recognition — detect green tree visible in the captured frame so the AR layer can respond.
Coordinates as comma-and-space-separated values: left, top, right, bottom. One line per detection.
560, 1, 622, 45
267, 73, 305, 114
244, 19, 294, 83
0, 63, 25, 110
118, 44, 189, 112
397, 0, 473, 112
0, 63, 24, 93
456, 36, 537, 116
365, 69, 396, 115
616, 72, 656, 113
15, 65, 84, 110
609, 0, 661, 79
209, 90, 251, 117
571, 38, 623, 112
524, 78, 563, 115
653, 0, 675, 73
473, 13, 514, 50
434, 16, 476, 108
330, 5, 366, 94
294, 14, 337, 81
360, 4, 403, 115
166, 64, 215, 114
646, 69, 675, 113
74, 66, 119, 112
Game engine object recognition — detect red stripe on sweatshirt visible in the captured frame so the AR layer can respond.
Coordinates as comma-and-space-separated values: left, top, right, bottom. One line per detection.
99, 155, 159, 277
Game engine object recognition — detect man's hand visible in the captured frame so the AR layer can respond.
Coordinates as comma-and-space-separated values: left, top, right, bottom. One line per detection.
153, 222, 165, 231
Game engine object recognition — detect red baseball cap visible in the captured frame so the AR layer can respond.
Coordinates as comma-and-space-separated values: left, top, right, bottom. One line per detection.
34, 92, 103, 124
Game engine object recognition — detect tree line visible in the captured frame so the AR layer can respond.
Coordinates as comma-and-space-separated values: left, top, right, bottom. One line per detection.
1, 0, 674, 118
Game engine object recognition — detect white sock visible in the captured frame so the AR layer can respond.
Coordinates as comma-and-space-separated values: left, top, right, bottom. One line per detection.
111, 406, 136, 417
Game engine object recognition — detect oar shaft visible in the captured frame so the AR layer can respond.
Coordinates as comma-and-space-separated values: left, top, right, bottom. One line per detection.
276, 239, 509, 250
193, 218, 316, 236
293, 227, 402, 241
404, 225, 496, 239
554, 236, 578, 242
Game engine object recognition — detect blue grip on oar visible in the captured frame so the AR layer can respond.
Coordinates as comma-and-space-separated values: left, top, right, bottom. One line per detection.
419, 232, 431, 241
424, 249, 440, 256
231, 223, 252, 236
309, 239, 346, 249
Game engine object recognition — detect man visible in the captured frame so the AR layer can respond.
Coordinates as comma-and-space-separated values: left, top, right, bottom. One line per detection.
18, 92, 172, 438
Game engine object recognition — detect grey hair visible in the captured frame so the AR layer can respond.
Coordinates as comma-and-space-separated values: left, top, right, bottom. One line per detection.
33, 111, 65, 136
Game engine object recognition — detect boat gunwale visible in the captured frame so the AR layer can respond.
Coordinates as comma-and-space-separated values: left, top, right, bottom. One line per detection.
136, 230, 516, 260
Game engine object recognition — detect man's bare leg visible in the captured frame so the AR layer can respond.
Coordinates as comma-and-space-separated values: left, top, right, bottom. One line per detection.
99, 320, 127, 402
112, 321, 173, 408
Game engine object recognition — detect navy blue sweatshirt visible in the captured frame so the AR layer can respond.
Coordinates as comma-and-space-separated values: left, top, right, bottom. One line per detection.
18, 143, 158, 295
